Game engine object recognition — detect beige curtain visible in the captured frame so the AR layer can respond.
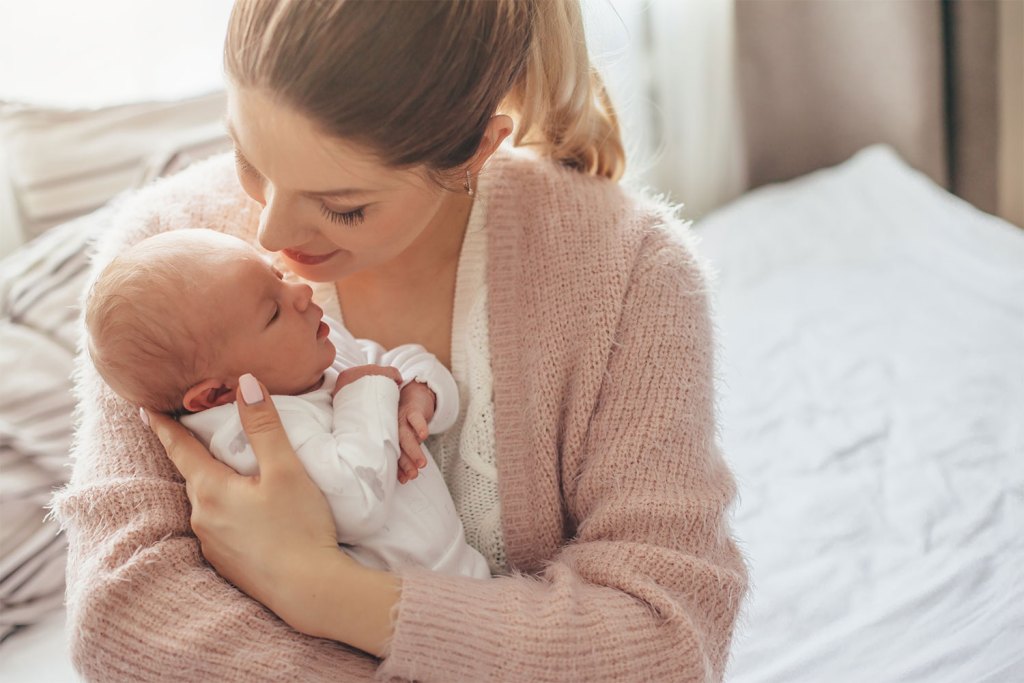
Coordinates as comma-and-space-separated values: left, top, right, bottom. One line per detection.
735, 0, 1022, 227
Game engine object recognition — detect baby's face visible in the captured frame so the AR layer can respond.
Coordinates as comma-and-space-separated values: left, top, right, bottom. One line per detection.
193, 239, 337, 396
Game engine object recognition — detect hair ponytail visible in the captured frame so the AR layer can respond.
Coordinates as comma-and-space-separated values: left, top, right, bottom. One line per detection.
503, 0, 626, 181
225, 0, 624, 183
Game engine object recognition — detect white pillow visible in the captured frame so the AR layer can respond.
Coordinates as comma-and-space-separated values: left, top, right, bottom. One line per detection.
0, 94, 232, 639
0, 90, 229, 256
0, 205, 110, 641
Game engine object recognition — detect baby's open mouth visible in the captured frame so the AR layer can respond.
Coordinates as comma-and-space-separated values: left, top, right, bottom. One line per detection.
316, 320, 329, 340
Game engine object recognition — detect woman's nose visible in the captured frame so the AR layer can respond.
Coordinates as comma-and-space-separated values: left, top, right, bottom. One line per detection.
256, 189, 313, 253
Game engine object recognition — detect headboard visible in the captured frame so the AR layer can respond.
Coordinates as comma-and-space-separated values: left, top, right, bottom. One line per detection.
735, 0, 1023, 228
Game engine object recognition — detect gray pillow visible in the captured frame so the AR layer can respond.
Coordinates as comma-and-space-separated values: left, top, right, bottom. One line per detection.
0, 96, 232, 638
0, 206, 109, 642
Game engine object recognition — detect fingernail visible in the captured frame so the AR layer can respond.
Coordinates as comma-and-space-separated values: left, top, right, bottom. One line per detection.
239, 373, 264, 405
139, 407, 150, 428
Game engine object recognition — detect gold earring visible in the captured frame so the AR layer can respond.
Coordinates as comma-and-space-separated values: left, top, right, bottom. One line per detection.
464, 169, 475, 197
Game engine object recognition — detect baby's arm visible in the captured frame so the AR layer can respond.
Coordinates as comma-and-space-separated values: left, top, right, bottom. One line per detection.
332, 364, 402, 395
357, 339, 459, 481
293, 376, 401, 543
356, 339, 459, 434
211, 377, 401, 545
323, 317, 457, 432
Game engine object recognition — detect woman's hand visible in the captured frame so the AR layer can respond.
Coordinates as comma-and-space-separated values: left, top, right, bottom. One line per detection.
144, 373, 401, 657
396, 381, 435, 483
143, 374, 346, 631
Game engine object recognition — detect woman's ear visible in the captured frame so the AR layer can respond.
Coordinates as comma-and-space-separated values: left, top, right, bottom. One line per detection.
468, 114, 514, 174
182, 378, 237, 413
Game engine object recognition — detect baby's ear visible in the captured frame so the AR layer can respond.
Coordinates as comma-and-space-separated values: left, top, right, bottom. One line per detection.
182, 379, 237, 412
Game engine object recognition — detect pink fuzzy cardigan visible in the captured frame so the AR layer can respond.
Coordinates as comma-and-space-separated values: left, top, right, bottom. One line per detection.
53, 148, 747, 681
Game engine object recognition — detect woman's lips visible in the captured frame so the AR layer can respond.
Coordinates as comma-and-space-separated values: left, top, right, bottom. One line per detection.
282, 249, 339, 266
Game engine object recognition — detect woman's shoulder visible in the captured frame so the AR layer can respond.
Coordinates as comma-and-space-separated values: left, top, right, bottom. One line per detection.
93, 152, 259, 267
484, 146, 704, 279
486, 145, 643, 216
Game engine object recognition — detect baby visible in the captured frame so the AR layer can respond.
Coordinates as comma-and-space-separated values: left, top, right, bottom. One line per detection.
85, 228, 490, 579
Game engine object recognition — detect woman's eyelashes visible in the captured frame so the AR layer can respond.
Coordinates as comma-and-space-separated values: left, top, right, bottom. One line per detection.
320, 204, 365, 226
234, 149, 256, 175
234, 148, 365, 226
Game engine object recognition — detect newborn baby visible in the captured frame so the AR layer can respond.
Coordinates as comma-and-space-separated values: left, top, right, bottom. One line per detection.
85, 228, 490, 579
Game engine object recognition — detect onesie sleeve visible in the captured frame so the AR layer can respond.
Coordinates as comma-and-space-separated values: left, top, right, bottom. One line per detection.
356, 338, 460, 435
288, 377, 401, 543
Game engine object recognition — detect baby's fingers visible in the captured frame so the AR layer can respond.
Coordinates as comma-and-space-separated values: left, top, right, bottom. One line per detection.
398, 424, 426, 476
399, 420, 427, 469
397, 448, 418, 484
383, 366, 403, 385
407, 412, 429, 443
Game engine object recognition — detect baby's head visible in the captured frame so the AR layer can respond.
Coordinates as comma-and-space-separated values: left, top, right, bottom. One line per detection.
86, 229, 336, 415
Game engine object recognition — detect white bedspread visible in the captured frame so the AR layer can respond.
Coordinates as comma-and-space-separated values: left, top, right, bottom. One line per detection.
701, 146, 1024, 682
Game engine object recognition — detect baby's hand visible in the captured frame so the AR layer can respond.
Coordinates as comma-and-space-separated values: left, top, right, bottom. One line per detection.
396, 381, 436, 484
333, 364, 402, 397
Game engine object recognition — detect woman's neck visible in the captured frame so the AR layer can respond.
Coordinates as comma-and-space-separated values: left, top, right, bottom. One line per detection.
331, 189, 471, 366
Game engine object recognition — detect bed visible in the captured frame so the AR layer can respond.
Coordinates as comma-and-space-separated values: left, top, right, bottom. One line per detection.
702, 146, 1024, 682
1, 141, 1020, 681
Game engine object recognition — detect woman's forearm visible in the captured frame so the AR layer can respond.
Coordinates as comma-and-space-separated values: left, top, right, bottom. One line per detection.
281, 549, 402, 658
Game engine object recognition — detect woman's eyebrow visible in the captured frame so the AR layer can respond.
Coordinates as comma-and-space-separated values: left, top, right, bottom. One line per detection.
224, 116, 240, 143
223, 116, 376, 200
305, 187, 374, 199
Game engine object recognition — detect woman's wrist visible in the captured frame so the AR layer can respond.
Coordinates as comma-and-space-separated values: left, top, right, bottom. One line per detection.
275, 547, 402, 658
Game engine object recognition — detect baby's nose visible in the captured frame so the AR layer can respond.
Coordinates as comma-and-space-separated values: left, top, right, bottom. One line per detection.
293, 283, 314, 312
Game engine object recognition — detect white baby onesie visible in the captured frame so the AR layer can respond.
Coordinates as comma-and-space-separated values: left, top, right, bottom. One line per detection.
180, 317, 491, 580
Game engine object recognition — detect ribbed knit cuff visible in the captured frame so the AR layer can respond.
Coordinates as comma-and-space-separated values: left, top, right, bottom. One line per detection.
378, 568, 520, 681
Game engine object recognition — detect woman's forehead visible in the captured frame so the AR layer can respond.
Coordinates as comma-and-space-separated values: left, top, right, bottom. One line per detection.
224, 85, 395, 194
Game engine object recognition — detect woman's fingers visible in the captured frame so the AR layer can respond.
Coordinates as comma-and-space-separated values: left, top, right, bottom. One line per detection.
235, 373, 300, 478
145, 408, 233, 489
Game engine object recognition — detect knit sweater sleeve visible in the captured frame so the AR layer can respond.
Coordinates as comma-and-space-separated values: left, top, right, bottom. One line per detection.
50, 156, 381, 681
51, 365, 381, 681
377, 231, 748, 681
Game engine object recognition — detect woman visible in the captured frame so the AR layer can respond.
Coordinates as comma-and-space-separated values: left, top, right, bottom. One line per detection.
55, 1, 747, 680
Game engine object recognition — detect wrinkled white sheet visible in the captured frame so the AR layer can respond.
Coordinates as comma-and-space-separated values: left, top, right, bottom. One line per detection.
701, 146, 1024, 682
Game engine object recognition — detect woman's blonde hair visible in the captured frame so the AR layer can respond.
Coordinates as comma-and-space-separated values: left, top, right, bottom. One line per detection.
224, 0, 624, 182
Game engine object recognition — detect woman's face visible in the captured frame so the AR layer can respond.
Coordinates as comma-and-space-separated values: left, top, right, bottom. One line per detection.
225, 84, 458, 283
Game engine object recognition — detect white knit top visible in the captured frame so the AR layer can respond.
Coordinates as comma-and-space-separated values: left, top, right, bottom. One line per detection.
310, 179, 507, 575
